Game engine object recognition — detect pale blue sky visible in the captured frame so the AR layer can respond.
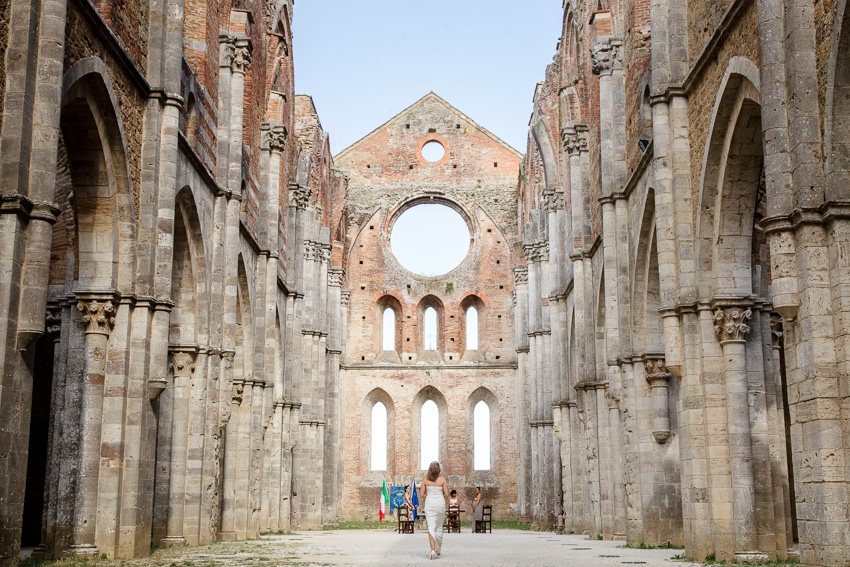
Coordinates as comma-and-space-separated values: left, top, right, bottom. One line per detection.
292, 1, 564, 156
390, 204, 470, 276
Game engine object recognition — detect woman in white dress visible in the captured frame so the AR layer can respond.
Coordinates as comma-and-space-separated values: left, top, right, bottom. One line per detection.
420, 461, 449, 559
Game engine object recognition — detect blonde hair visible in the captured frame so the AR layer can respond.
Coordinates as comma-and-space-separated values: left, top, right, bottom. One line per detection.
426, 461, 441, 482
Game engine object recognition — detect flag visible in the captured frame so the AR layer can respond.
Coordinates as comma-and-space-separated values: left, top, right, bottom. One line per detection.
411, 480, 419, 520
379, 480, 389, 522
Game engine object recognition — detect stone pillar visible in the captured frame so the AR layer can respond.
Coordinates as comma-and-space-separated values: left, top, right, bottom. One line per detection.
67, 298, 116, 557
513, 268, 531, 521
713, 305, 762, 560
218, 378, 243, 541
644, 358, 672, 444
769, 315, 794, 552
323, 267, 344, 527
162, 350, 197, 547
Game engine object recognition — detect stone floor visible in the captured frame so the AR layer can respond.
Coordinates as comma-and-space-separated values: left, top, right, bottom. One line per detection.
22, 530, 700, 567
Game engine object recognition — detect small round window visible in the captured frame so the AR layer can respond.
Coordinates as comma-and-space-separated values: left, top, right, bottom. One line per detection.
421, 141, 446, 162
391, 203, 470, 276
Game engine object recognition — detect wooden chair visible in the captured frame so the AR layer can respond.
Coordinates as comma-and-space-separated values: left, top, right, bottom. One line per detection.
397, 505, 414, 534
445, 505, 461, 533
481, 505, 492, 533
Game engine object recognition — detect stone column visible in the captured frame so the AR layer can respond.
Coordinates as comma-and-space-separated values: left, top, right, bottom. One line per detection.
162, 350, 197, 546
713, 305, 761, 560
769, 315, 794, 552
513, 268, 531, 521
67, 298, 116, 557
645, 357, 672, 444
218, 378, 243, 541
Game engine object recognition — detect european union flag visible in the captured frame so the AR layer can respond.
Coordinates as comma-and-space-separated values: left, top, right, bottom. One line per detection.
411, 480, 419, 520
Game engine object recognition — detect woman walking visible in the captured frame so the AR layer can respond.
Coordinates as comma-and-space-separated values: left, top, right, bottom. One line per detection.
420, 461, 449, 559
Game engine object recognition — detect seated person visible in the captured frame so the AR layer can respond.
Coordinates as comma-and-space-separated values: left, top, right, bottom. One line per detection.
448, 489, 459, 509
400, 485, 414, 519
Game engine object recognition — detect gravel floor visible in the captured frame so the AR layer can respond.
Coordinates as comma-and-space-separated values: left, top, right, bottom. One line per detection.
21, 530, 701, 567
256, 530, 699, 567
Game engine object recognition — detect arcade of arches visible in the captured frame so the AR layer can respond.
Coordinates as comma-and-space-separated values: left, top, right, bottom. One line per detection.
0, 0, 849, 566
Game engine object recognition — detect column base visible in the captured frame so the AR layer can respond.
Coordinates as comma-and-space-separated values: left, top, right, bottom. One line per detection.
613, 533, 627, 541
159, 536, 187, 547
65, 544, 98, 557
735, 552, 768, 562
217, 531, 237, 542
29, 545, 47, 559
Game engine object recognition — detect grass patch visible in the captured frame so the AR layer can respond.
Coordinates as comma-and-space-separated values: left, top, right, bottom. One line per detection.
323, 520, 396, 531
622, 541, 685, 550
704, 558, 799, 566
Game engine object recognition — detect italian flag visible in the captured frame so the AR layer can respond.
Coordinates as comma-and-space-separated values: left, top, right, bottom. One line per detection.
379, 480, 389, 522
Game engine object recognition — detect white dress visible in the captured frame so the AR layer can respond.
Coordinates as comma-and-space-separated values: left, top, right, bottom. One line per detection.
424, 484, 446, 552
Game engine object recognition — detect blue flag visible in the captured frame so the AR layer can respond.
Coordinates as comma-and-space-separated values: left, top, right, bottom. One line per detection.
390, 485, 405, 514
411, 480, 419, 520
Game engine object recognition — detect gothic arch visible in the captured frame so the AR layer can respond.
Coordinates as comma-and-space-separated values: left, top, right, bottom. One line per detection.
825, 0, 850, 199
531, 118, 560, 190
696, 58, 763, 297
360, 388, 396, 475
416, 295, 445, 357
465, 387, 502, 475
411, 386, 449, 471
60, 57, 136, 292
631, 189, 663, 355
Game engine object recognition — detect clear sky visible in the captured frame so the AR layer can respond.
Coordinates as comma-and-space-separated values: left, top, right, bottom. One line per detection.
390, 204, 470, 277
292, 0, 565, 156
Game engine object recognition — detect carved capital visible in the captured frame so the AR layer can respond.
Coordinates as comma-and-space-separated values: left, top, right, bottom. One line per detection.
290, 184, 310, 209
713, 307, 752, 344
232, 379, 245, 405
45, 308, 62, 339
524, 242, 549, 263
543, 190, 566, 212
220, 35, 236, 68
266, 127, 287, 152
328, 267, 344, 287
770, 314, 784, 350
514, 266, 528, 286
170, 351, 197, 379
231, 45, 252, 74
340, 291, 351, 308
591, 38, 623, 76
77, 299, 116, 336
562, 126, 589, 155
644, 357, 672, 385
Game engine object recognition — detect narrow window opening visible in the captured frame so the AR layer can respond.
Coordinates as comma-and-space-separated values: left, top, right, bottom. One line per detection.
473, 401, 491, 470
428, 128, 436, 133
406, 124, 410, 129
466, 306, 479, 350
494, 162, 498, 167
371, 402, 388, 470
424, 307, 437, 350
420, 400, 439, 468
382, 308, 396, 351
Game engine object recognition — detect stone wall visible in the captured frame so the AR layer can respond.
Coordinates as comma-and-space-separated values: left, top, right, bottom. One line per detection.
335, 93, 522, 521
0, 0, 345, 563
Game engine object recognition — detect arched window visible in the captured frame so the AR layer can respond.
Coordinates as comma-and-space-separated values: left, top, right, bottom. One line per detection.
424, 307, 437, 350
382, 307, 395, 351
473, 401, 491, 470
370, 402, 388, 471
420, 400, 439, 468
466, 306, 479, 350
